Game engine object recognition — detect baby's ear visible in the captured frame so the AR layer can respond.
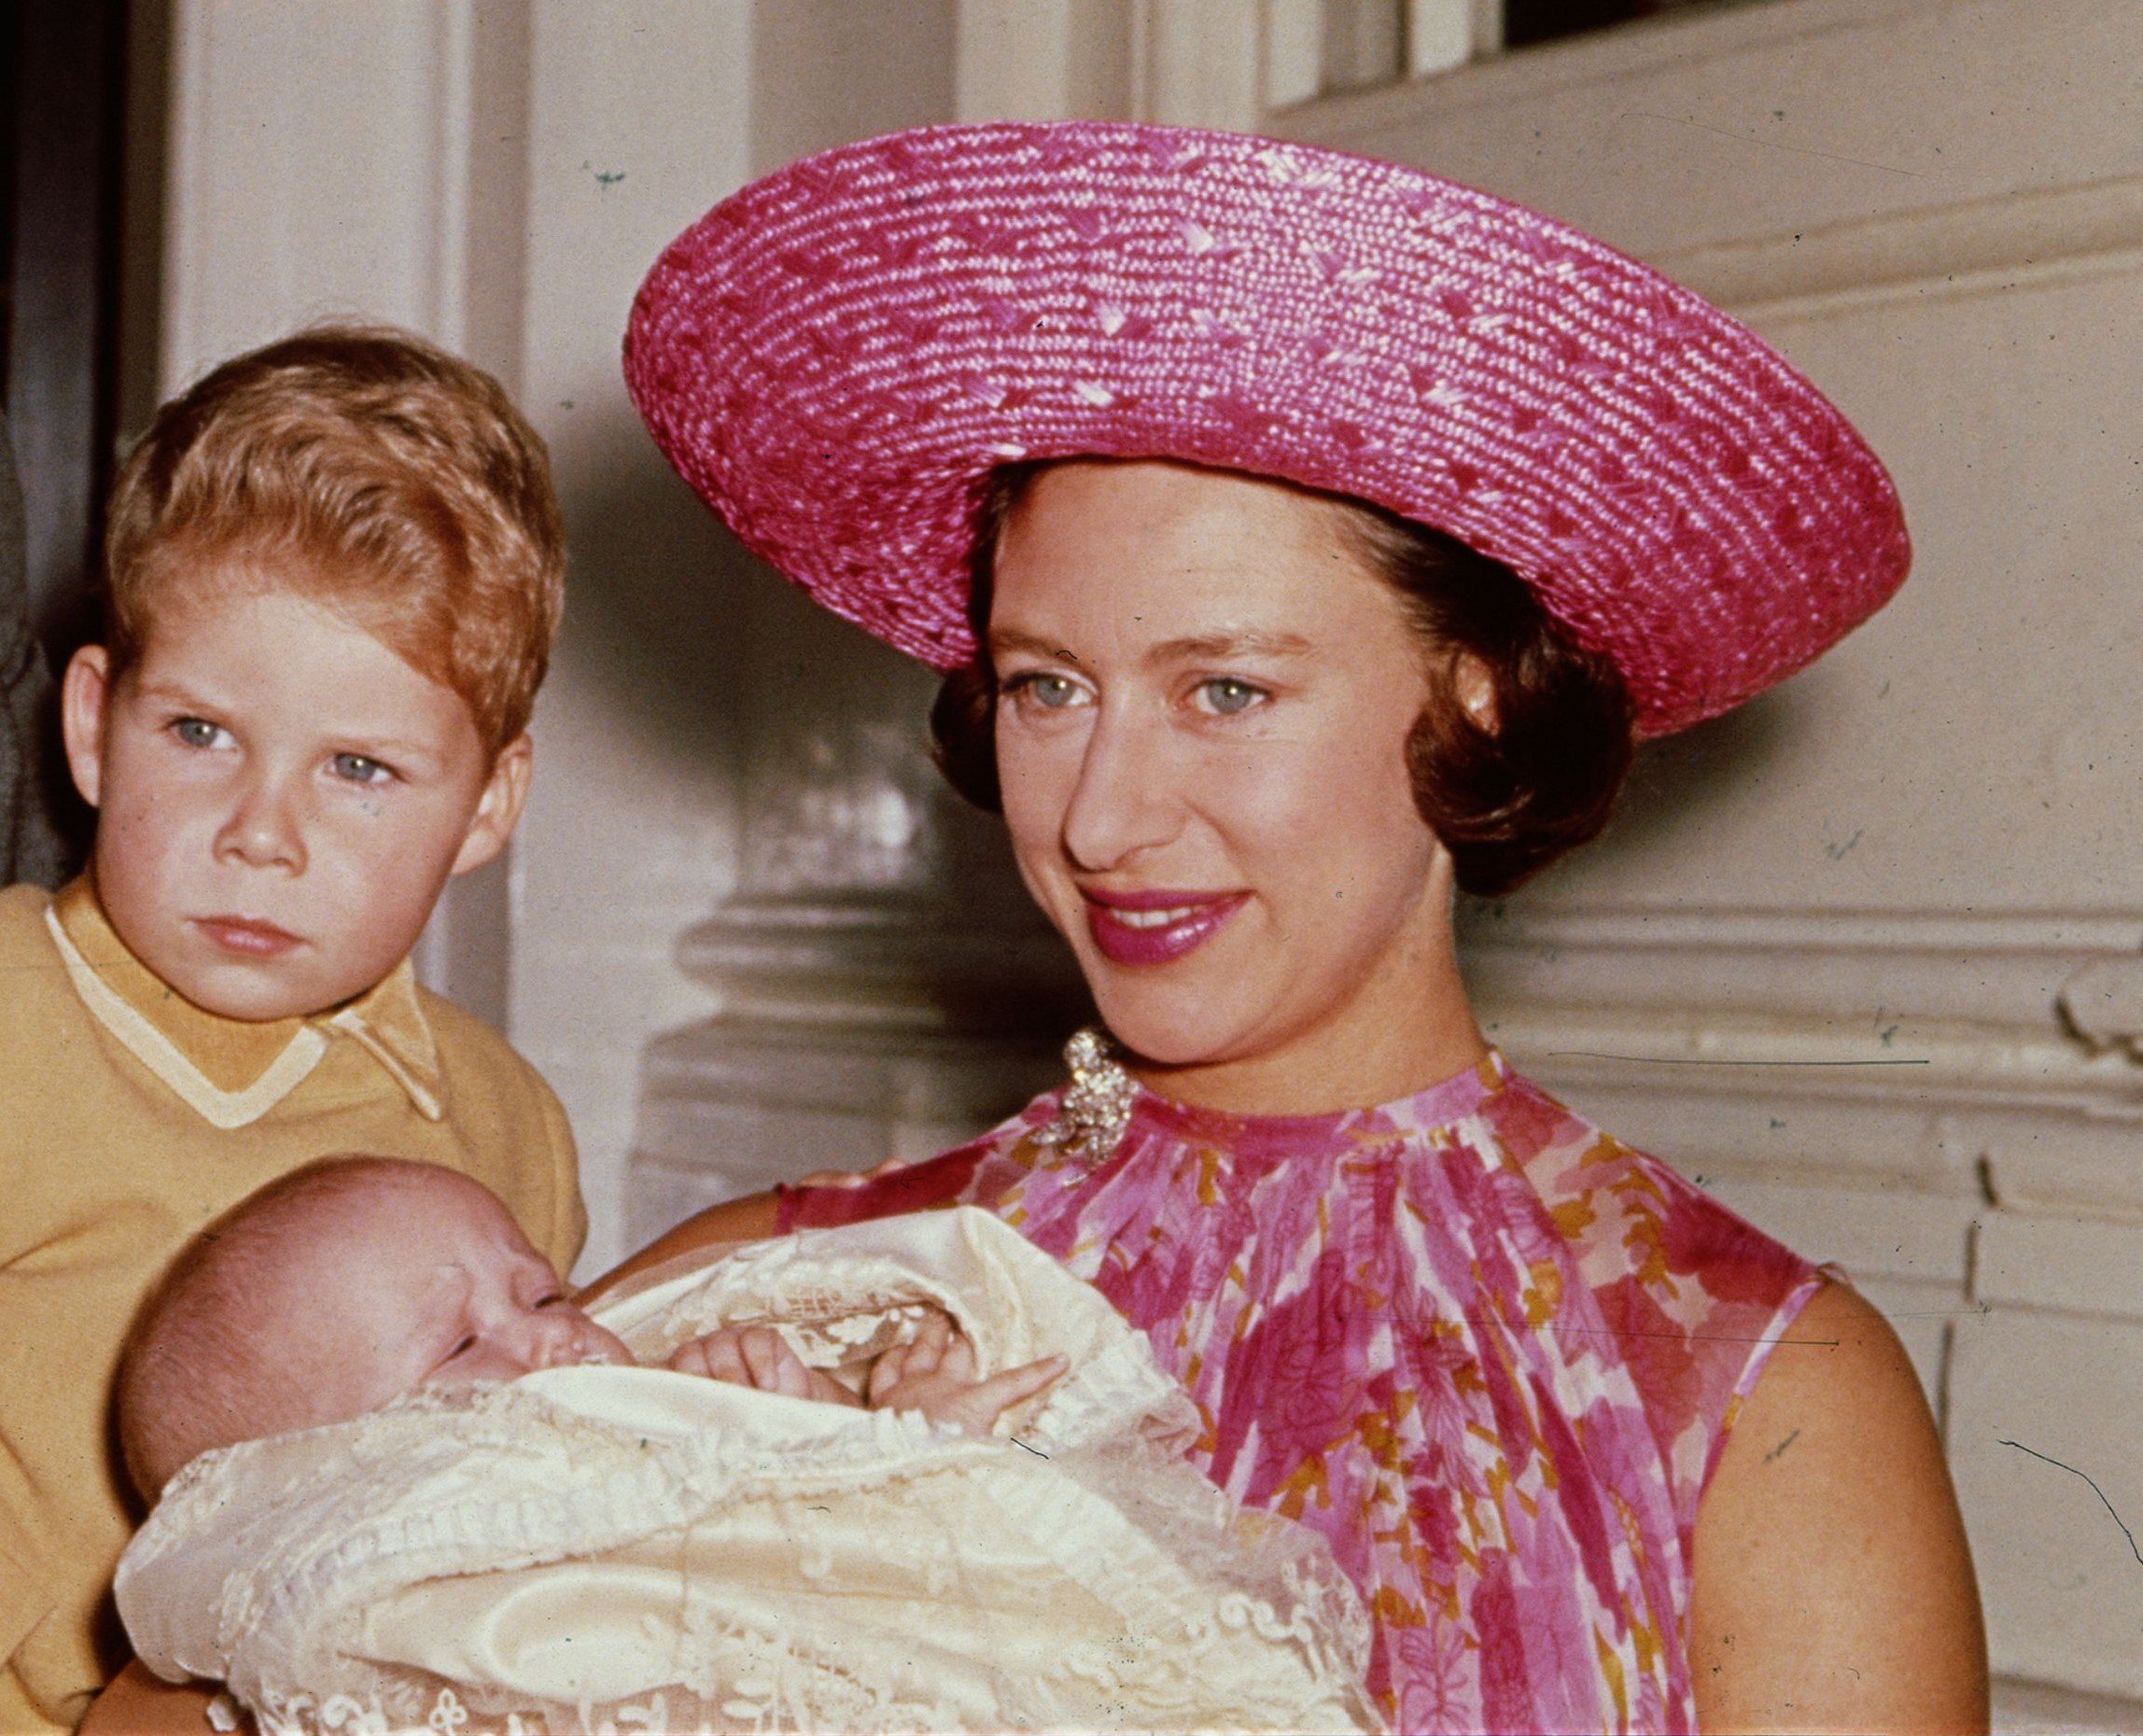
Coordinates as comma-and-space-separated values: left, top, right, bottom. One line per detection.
60, 645, 115, 807
452, 734, 532, 875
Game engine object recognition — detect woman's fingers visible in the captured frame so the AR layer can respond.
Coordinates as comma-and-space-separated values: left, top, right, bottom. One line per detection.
969, 1352, 1068, 1421
867, 1339, 911, 1404
672, 1325, 861, 1407
906, 1309, 954, 1371
936, 1333, 976, 1382
737, 1324, 816, 1398
668, 1327, 749, 1382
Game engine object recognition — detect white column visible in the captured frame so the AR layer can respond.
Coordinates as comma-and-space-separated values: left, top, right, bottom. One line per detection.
1142, 0, 1265, 128
955, 0, 1138, 121
1408, 0, 1480, 77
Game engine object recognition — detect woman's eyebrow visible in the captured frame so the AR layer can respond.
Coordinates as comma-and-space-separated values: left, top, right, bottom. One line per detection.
987, 626, 1085, 663
1147, 629, 1315, 663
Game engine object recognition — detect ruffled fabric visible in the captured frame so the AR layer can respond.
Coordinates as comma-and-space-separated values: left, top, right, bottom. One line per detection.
787, 1053, 1823, 1733
118, 1209, 1379, 1734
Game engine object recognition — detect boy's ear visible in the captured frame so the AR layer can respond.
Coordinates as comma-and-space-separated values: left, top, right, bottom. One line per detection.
60, 646, 114, 808
450, 733, 533, 876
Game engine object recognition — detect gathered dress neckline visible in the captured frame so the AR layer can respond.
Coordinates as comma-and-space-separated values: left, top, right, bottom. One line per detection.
786, 1043, 1820, 1733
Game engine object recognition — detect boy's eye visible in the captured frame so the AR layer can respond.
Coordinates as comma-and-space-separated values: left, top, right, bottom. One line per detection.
444, 1335, 477, 1361
171, 717, 228, 749
535, 1293, 567, 1310
330, 752, 393, 786
1194, 678, 1266, 716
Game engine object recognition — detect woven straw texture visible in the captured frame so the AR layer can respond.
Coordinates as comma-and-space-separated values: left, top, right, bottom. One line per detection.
625, 121, 1910, 735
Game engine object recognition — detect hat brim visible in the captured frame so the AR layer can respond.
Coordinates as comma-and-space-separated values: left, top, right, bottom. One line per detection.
625, 121, 1909, 736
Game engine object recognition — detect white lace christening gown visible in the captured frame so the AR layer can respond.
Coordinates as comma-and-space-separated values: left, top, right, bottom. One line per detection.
117, 1207, 1380, 1735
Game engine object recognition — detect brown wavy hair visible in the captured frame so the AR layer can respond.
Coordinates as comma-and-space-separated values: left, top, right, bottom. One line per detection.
930, 462, 1635, 898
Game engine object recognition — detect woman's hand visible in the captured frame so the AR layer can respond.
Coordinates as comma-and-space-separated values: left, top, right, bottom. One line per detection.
865, 1309, 1067, 1435
668, 1324, 861, 1407
1689, 1281, 1988, 1733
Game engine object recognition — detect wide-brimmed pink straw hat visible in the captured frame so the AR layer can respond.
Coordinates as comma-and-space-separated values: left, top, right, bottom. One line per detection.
625, 121, 1908, 735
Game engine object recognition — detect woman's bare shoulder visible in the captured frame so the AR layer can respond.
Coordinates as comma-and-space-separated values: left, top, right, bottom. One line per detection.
1689, 1281, 1988, 1732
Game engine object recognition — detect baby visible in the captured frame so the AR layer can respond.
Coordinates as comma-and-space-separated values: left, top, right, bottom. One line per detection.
118, 1156, 1062, 1498
115, 1167, 1380, 1734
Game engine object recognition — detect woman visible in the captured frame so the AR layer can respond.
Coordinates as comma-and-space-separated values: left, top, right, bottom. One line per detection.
616, 121, 1986, 1732
88, 121, 1983, 1732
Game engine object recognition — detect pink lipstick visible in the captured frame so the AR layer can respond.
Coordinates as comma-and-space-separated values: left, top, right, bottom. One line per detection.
1083, 889, 1247, 967
194, 916, 301, 958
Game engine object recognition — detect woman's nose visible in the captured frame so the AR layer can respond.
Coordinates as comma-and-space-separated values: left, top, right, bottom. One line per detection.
1059, 707, 1184, 872
214, 769, 308, 872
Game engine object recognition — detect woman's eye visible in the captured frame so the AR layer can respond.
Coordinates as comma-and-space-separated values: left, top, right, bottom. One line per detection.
171, 717, 227, 749
1195, 678, 1265, 716
535, 1293, 567, 1310
1006, 672, 1087, 711
330, 752, 392, 786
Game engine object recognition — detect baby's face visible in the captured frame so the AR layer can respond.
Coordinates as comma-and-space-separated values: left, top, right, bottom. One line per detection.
287, 1171, 631, 1429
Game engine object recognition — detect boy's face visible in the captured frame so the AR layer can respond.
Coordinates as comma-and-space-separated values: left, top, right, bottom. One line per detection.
63, 573, 530, 1021
279, 1169, 631, 1430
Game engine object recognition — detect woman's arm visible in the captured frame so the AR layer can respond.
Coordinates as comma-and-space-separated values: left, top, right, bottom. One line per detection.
78, 1661, 232, 1735
575, 1160, 915, 1306
1689, 1281, 1988, 1733
574, 1190, 781, 1306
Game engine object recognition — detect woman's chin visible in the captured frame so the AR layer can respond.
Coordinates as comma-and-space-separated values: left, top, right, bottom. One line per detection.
1090, 986, 1258, 1073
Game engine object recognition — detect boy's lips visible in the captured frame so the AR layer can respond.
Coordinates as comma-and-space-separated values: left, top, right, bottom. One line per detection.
1082, 889, 1248, 966
193, 915, 301, 958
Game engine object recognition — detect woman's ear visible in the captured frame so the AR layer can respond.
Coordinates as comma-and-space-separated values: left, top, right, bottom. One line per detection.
61, 645, 114, 807
1452, 652, 1498, 734
451, 733, 533, 875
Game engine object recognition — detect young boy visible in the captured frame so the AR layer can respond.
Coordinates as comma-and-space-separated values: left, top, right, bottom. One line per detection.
0, 327, 584, 1732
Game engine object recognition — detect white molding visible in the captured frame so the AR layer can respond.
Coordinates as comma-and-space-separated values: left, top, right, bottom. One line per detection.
1489, 1000, 2143, 1218
159, 0, 214, 394
1656, 173, 2143, 324
425, 0, 477, 351
1463, 903, 2143, 1034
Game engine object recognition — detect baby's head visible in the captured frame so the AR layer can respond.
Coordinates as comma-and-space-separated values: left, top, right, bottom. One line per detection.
119, 1157, 628, 1499
62, 325, 565, 1021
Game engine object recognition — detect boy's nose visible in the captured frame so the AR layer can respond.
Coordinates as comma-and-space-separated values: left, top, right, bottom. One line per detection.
216, 773, 307, 872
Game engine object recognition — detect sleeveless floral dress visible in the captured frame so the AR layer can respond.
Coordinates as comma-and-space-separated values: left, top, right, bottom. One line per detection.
781, 1047, 1820, 1734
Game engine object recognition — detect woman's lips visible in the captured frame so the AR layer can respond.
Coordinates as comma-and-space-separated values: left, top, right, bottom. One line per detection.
193, 916, 301, 958
1082, 889, 1248, 967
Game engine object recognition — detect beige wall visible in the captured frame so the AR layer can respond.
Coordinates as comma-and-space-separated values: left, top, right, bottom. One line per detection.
154, 0, 2143, 1705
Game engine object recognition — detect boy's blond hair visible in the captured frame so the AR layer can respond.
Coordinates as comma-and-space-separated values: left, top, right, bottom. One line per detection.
103, 326, 564, 755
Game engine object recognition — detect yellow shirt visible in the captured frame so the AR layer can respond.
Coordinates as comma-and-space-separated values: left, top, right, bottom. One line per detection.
0, 880, 585, 1731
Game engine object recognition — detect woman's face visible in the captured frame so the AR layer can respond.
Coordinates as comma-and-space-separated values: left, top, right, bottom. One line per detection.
989, 459, 1465, 1109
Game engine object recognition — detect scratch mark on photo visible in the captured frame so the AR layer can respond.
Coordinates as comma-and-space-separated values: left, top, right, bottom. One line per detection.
1998, 1438, 2143, 1566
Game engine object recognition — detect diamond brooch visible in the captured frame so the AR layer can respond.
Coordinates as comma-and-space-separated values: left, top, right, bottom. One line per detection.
1033, 1027, 1135, 1165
